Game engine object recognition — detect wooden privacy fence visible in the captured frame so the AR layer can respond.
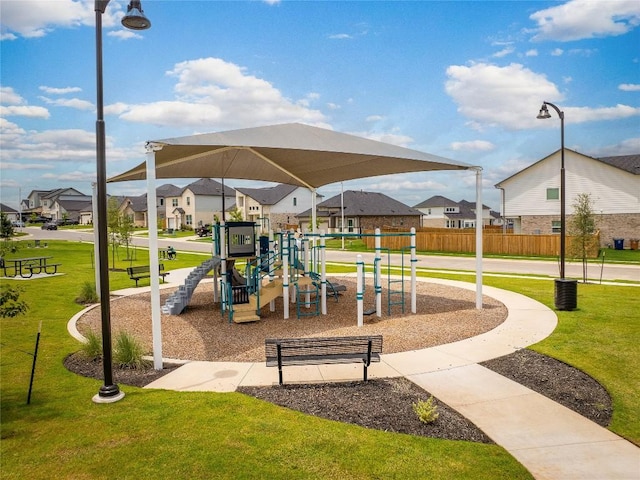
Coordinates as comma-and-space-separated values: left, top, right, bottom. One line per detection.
363, 229, 600, 258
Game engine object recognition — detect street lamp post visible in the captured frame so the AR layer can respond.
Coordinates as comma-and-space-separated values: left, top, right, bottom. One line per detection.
93, 0, 150, 403
537, 101, 577, 310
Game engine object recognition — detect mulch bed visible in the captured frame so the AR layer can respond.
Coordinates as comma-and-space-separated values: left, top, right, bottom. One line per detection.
65, 349, 612, 443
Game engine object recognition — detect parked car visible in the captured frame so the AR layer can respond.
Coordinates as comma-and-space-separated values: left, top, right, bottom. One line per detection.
11, 221, 25, 228
195, 224, 212, 237
55, 218, 79, 226
41, 222, 58, 230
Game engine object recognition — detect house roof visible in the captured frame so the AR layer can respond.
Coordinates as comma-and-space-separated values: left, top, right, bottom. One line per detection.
156, 183, 182, 197
598, 154, 640, 175
300, 190, 421, 217
495, 149, 640, 187
235, 183, 298, 205
57, 199, 92, 212
182, 178, 235, 196
458, 199, 492, 210
0, 203, 18, 213
413, 195, 459, 208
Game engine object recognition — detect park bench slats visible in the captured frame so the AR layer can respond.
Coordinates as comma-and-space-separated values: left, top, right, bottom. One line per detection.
265, 335, 383, 385
126, 264, 169, 287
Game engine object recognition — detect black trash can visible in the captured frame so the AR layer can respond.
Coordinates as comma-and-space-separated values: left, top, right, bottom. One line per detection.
613, 238, 624, 250
555, 278, 577, 311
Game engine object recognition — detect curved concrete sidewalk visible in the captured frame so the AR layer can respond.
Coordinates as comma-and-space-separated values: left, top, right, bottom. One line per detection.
72, 273, 640, 479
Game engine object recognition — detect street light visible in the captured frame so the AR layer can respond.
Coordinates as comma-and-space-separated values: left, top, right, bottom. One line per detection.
537, 101, 577, 310
93, 0, 151, 404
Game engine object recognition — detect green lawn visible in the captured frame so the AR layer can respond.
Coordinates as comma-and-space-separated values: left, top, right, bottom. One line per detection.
1, 239, 638, 479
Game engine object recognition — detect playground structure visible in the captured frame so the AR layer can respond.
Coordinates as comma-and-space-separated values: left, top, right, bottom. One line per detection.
164, 221, 419, 325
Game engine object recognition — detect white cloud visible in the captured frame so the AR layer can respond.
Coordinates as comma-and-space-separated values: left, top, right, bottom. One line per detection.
107, 29, 143, 40
444, 62, 561, 130
38, 96, 94, 110
530, 0, 640, 42
0, 161, 52, 171
328, 33, 352, 40
563, 104, 640, 123
525, 49, 538, 57
42, 170, 98, 182
0, 104, 50, 118
350, 131, 413, 147
493, 46, 515, 58
619, 83, 640, 91
551, 48, 564, 56
591, 137, 640, 156
0, 0, 125, 39
117, 57, 327, 129
366, 115, 384, 122
39, 86, 82, 95
1, 86, 25, 105
450, 140, 496, 152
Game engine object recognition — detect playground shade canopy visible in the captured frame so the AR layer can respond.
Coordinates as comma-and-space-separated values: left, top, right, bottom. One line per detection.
108, 123, 473, 187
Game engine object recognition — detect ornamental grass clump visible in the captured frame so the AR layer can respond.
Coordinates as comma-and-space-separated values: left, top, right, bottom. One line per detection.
80, 330, 102, 360
413, 396, 439, 424
114, 331, 150, 370
76, 281, 98, 304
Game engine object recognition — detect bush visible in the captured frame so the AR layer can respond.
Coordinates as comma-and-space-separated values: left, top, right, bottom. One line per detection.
76, 281, 98, 304
113, 331, 149, 369
0, 284, 28, 318
80, 330, 103, 360
412, 396, 439, 424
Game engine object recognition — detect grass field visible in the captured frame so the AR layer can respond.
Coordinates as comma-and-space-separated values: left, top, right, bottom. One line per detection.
1, 239, 638, 479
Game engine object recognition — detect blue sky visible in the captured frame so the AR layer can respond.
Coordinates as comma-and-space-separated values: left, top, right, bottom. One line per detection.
1, 0, 639, 212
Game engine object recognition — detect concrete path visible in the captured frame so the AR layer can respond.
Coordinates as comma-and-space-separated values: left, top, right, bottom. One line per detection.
121, 272, 639, 479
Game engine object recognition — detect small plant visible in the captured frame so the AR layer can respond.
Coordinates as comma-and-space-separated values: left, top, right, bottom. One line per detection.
412, 396, 439, 424
113, 331, 149, 370
0, 284, 29, 318
76, 281, 99, 304
81, 330, 103, 360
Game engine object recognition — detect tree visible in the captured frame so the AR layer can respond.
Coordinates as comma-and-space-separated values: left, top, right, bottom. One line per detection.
107, 197, 122, 269
0, 284, 28, 318
568, 193, 598, 283
229, 207, 243, 222
0, 213, 14, 239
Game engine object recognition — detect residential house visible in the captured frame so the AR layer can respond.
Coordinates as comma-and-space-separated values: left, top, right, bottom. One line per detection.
119, 184, 181, 228
0, 203, 19, 223
414, 196, 497, 228
495, 150, 640, 245
165, 178, 235, 230
24, 188, 88, 221
234, 183, 320, 231
298, 190, 422, 234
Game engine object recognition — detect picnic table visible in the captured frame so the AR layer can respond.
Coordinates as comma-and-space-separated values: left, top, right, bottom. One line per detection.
1, 256, 61, 278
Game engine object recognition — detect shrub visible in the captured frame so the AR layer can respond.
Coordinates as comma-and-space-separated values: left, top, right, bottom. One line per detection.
76, 281, 99, 304
0, 284, 29, 318
81, 330, 103, 360
412, 396, 439, 424
113, 331, 149, 369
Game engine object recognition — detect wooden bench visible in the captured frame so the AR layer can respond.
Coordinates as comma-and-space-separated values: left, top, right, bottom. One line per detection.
265, 335, 383, 385
126, 264, 169, 287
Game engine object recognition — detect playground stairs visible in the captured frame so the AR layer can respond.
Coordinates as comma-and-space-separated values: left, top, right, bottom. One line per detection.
232, 278, 284, 323
162, 257, 220, 315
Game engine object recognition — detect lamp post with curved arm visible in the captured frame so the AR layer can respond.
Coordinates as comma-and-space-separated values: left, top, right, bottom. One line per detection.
537, 101, 576, 310
93, 0, 151, 403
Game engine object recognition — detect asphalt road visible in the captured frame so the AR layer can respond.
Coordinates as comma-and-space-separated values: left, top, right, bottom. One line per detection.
23, 227, 640, 283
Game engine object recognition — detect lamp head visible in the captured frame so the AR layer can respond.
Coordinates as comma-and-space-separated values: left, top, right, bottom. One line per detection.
122, 1, 151, 30
537, 103, 551, 120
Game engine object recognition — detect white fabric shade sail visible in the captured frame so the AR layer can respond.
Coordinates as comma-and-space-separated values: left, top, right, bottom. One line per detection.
108, 123, 473, 186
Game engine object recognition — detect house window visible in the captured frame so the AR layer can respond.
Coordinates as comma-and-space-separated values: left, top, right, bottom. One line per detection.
186, 215, 192, 226
551, 220, 561, 233
427, 208, 431, 215
445, 207, 457, 213
293, 197, 297, 207
172, 199, 178, 207
186, 197, 191, 206
159, 198, 164, 206
546, 188, 559, 200
238, 197, 244, 207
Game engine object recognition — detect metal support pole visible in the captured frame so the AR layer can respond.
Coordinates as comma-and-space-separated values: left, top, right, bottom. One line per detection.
93, 1, 123, 403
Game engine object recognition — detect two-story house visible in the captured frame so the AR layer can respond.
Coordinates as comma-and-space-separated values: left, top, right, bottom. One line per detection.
495, 150, 640, 245
165, 178, 235, 230
234, 183, 319, 230
24, 188, 88, 221
414, 196, 497, 228
119, 184, 182, 228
